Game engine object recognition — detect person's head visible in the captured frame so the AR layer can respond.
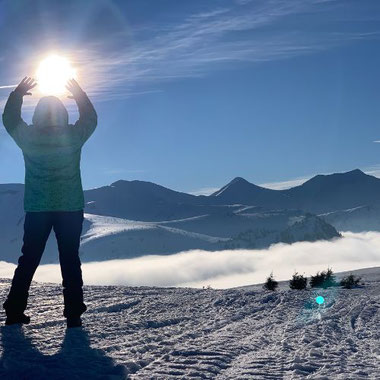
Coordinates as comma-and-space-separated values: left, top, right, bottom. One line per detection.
32, 96, 68, 128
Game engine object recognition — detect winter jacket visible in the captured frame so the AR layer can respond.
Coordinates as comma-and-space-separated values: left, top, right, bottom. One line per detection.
2, 90, 97, 211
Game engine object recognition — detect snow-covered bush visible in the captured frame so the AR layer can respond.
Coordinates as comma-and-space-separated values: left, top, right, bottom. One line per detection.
310, 268, 337, 289
263, 272, 278, 291
289, 272, 308, 290
340, 274, 362, 289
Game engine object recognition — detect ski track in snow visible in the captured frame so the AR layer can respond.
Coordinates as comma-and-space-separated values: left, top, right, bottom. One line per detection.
0, 278, 379, 379
82, 213, 229, 245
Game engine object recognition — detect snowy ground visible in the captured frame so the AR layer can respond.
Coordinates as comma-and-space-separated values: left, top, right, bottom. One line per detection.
0, 268, 379, 379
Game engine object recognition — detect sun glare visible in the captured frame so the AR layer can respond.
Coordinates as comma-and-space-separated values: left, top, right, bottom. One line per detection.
36, 54, 76, 95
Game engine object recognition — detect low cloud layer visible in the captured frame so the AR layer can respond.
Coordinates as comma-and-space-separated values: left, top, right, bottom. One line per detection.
1, 232, 379, 289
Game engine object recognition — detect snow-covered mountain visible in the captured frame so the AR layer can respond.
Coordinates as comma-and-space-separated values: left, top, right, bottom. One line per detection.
225, 213, 340, 249
77, 210, 339, 262
211, 169, 380, 214
0, 266, 379, 379
3, 169, 379, 221
84, 169, 380, 220
0, 206, 339, 264
210, 176, 290, 209
84, 179, 213, 221
319, 205, 380, 232
3, 168, 379, 264
284, 169, 380, 213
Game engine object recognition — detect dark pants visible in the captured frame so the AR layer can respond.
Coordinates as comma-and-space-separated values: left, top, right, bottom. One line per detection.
3, 210, 87, 319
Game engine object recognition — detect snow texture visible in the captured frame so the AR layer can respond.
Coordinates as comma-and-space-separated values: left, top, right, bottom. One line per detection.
0, 267, 379, 379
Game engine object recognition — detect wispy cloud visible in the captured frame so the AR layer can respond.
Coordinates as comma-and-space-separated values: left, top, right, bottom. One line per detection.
68, 0, 379, 101
259, 176, 310, 190
0, 231, 379, 289
189, 187, 220, 196
0, 0, 377, 102
362, 164, 380, 179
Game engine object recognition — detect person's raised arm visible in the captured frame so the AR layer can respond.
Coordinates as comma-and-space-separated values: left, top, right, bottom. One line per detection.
2, 77, 36, 141
66, 79, 97, 144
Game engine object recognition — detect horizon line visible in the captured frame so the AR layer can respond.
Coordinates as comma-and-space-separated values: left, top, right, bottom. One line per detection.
0, 167, 374, 195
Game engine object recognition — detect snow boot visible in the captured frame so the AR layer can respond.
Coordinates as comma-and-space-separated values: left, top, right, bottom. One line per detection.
5, 313, 31, 326
67, 316, 82, 328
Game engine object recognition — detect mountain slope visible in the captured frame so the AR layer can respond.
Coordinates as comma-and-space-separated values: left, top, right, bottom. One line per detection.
3, 169, 380, 221
225, 213, 341, 249
0, 268, 379, 379
78, 211, 340, 262
210, 169, 380, 213
84, 179, 218, 221
210, 176, 290, 207
285, 169, 380, 213
0, 178, 340, 263
1, 168, 378, 264
320, 205, 380, 232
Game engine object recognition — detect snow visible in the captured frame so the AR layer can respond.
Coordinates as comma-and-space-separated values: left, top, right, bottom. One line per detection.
71, 211, 340, 261
0, 267, 379, 379
0, 202, 339, 264
81, 214, 153, 245
320, 205, 380, 232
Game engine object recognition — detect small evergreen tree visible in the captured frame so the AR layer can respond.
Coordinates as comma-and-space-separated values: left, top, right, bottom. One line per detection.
310, 271, 324, 288
310, 268, 337, 289
289, 272, 308, 290
263, 272, 278, 291
340, 274, 362, 289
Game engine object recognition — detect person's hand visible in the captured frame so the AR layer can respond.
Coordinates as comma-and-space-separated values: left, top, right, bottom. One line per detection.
14, 77, 37, 96
66, 78, 85, 99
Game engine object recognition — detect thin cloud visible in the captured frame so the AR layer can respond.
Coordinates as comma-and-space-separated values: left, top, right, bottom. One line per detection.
67, 0, 379, 101
0, 84, 16, 89
362, 164, 380, 179
189, 187, 221, 196
259, 177, 310, 190
0, 231, 379, 289
0, 1, 378, 102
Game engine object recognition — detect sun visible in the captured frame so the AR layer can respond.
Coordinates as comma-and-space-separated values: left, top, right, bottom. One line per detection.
36, 54, 77, 95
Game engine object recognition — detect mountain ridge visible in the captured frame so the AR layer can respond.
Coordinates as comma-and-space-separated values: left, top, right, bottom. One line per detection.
0, 168, 373, 196
3, 168, 380, 219
1, 168, 378, 263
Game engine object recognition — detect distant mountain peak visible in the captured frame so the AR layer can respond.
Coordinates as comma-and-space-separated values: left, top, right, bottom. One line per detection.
229, 177, 249, 185
110, 179, 129, 187
110, 179, 155, 187
345, 168, 366, 177
350, 168, 364, 174
210, 177, 253, 197
327, 169, 365, 178
330, 169, 366, 178
302, 168, 369, 187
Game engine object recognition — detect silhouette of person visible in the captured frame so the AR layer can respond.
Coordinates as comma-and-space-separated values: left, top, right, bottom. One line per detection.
2, 77, 97, 328
0, 326, 126, 378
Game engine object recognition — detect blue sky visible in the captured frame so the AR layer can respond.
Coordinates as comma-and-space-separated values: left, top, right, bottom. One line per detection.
1, 0, 380, 194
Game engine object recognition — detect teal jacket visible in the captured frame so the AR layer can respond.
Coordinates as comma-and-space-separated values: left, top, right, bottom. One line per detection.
2, 90, 97, 212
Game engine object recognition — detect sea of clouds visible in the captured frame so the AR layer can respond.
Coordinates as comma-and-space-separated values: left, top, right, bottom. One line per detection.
0, 232, 380, 289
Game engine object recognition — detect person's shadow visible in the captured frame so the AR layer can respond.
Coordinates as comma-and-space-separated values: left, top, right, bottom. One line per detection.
0, 325, 127, 379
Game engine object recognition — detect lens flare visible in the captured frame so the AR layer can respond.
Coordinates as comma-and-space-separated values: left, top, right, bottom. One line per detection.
316, 296, 325, 305
36, 54, 76, 95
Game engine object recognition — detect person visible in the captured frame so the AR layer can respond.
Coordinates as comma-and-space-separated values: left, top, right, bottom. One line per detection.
2, 77, 97, 328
